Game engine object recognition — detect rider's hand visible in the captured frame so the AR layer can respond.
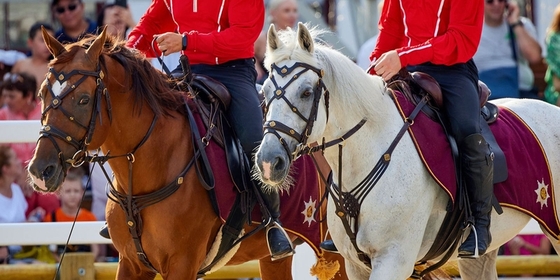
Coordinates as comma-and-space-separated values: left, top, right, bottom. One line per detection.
154, 32, 182, 55
373, 50, 401, 81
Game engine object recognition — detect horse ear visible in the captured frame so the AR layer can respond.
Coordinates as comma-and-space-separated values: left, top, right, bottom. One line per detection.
85, 26, 108, 62
267, 24, 284, 51
297, 22, 314, 54
42, 26, 65, 58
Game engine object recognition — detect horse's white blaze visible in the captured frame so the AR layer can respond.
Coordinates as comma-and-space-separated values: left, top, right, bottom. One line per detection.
52, 81, 67, 96
262, 162, 272, 180
29, 174, 47, 191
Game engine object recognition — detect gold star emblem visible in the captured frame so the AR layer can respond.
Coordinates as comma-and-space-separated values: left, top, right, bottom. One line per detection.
301, 196, 317, 227
534, 178, 550, 209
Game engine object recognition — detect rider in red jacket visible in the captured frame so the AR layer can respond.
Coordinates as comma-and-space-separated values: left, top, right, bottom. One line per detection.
121, 0, 294, 261
372, 0, 493, 259
126, 0, 261, 65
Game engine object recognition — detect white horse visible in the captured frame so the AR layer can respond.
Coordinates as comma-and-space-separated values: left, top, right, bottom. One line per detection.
254, 23, 560, 279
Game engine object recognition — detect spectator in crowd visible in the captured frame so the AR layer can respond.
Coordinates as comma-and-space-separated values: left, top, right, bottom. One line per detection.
0, 72, 42, 179
126, 0, 294, 260
0, 145, 28, 224
51, 0, 97, 44
96, 3, 136, 39
356, 0, 384, 70
44, 169, 100, 262
0, 246, 9, 265
254, 0, 299, 84
504, 234, 553, 276
473, 0, 542, 99
0, 145, 48, 263
0, 50, 26, 86
544, 4, 560, 106
12, 23, 55, 94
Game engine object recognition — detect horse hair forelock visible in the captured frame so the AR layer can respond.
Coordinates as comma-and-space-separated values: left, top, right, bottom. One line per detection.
265, 24, 387, 123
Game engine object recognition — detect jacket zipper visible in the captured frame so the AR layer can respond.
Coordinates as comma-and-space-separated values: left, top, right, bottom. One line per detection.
193, 0, 197, 12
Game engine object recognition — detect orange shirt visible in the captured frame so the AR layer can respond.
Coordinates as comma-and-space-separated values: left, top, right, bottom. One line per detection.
44, 208, 97, 222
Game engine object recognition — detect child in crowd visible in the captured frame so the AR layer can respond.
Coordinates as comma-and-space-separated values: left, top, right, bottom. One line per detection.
11, 22, 54, 93
44, 169, 100, 261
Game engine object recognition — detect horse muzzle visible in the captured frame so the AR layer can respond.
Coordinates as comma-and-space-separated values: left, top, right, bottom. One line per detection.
28, 159, 66, 192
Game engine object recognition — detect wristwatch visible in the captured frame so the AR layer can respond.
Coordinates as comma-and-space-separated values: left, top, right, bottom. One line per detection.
182, 33, 188, 51
510, 20, 523, 29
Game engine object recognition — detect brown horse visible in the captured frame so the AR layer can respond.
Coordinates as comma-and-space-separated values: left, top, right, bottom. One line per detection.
27, 27, 346, 280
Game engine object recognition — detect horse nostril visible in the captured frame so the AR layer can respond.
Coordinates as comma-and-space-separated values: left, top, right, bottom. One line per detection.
274, 157, 286, 172
42, 165, 56, 181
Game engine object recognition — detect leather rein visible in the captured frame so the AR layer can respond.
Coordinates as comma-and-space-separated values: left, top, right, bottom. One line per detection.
41, 61, 198, 273
265, 62, 430, 266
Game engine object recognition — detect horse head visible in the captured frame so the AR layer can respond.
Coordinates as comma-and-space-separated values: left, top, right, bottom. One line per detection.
28, 27, 113, 192
255, 23, 331, 189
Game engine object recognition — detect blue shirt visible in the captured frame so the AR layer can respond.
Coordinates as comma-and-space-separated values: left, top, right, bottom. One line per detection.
55, 18, 97, 44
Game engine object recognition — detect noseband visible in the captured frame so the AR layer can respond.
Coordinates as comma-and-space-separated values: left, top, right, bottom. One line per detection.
40, 65, 112, 169
263, 62, 330, 161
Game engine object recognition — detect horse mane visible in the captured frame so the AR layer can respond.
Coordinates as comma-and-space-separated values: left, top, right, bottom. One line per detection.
50, 34, 185, 117
264, 25, 388, 124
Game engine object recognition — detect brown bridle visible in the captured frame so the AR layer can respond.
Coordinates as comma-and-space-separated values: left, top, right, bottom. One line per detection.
40, 65, 112, 171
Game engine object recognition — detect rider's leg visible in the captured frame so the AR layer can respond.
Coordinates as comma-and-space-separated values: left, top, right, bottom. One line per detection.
457, 133, 494, 257
409, 60, 494, 258
190, 59, 294, 260
256, 184, 295, 260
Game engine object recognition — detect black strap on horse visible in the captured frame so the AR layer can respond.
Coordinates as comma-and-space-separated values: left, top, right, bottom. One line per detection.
321, 93, 430, 267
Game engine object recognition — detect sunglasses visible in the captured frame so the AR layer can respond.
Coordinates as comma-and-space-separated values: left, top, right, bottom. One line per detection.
2, 73, 23, 83
486, 0, 506, 4
55, 3, 78, 14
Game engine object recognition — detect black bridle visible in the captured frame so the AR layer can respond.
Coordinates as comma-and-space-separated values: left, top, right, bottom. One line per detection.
263, 62, 330, 161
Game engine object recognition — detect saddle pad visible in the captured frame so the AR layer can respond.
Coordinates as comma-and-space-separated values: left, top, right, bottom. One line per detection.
192, 109, 325, 254
392, 91, 559, 239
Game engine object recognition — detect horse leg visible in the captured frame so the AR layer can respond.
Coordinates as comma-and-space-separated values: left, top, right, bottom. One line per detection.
343, 259, 370, 280
259, 254, 293, 280
115, 258, 157, 280
457, 249, 498, 280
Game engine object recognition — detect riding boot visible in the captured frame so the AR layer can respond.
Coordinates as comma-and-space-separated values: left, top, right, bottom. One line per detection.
457, 133, 494, 258
319, 239, 338, 253
99, 222, 110, 239
257, 185, 295, 261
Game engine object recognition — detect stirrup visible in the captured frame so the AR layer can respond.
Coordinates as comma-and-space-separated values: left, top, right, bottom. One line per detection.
458, 225, 483, 259
266, 221, 295, 261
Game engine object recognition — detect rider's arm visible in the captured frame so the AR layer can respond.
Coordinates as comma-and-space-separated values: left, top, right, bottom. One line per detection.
126, 0, 176, 57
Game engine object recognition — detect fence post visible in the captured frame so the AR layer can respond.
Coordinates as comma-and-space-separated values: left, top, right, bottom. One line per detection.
59, 252, 95, 280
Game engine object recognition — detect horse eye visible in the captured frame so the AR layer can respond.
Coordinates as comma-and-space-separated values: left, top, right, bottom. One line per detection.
301, 90, 312, 98
78, 96, 90, 105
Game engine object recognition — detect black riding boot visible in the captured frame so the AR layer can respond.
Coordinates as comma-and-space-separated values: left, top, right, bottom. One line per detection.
319, 239, 338, 253
258, 186, 295, 261
458, 133, 494, 258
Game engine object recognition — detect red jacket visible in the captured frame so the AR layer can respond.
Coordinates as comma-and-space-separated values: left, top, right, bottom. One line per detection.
127, 0, 264, 65
371, 0, 483, 68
